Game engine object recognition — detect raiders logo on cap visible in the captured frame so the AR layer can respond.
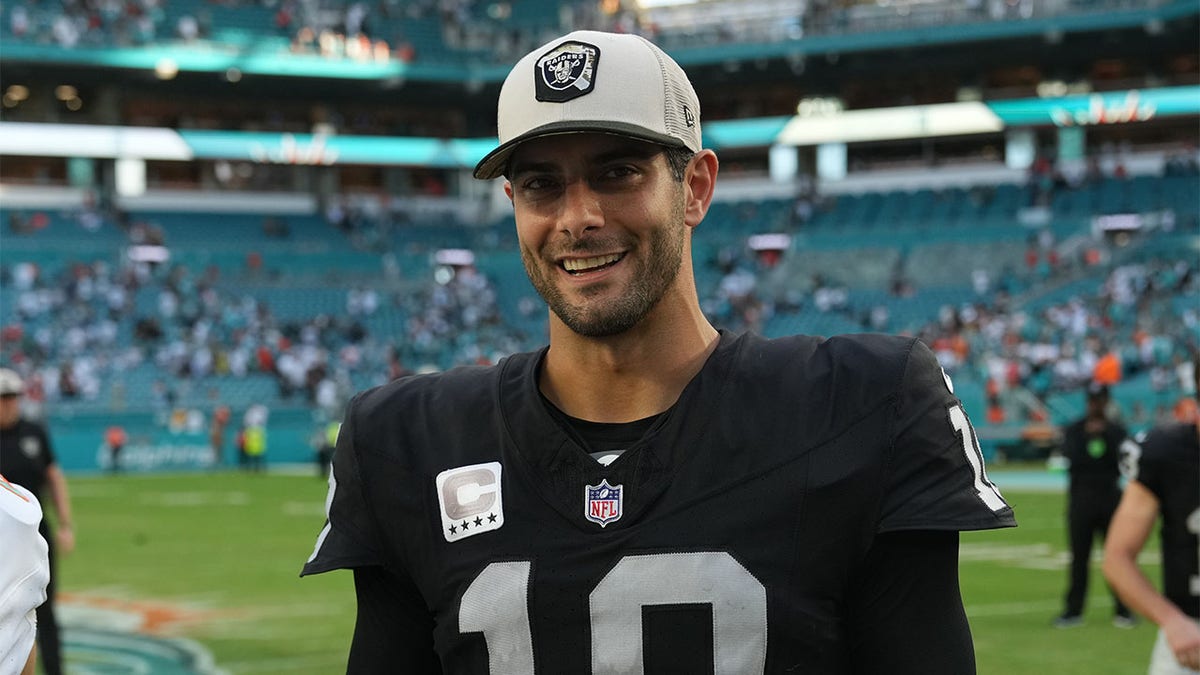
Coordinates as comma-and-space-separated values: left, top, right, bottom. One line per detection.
535, 40, 599, 103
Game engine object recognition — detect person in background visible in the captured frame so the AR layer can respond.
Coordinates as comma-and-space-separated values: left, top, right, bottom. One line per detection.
1055, 382, 1135, 628
242, 423, 267, 473
104, 425, 126, 474
209, 405, 231, 469
0, 368, 74, 675
0, 472, 50, 675
1104, 360, 1200, 674
301, 30, 1015, 672
315, 420, 339, 479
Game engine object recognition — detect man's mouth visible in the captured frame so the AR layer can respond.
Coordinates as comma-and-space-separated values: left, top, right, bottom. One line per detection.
561, 253, 624, 275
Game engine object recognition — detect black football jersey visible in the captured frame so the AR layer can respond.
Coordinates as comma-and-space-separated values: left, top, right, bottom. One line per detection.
1061, 418, 1127, 492
0, 418, 56, 500
1131, 422, 1200, 618
303, 331, 1016, 672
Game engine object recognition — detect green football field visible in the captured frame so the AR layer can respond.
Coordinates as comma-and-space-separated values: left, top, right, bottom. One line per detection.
50, 469, 1163, 674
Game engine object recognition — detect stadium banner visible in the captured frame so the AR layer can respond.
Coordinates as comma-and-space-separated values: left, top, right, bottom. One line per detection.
774, 86, 1200, 147
986, 86, 1200, 127
48, 411, 321, 474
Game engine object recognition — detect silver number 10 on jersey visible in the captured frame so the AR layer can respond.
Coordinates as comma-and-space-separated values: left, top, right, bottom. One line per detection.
459, 551, 768, 673
455, 405, 1005, 672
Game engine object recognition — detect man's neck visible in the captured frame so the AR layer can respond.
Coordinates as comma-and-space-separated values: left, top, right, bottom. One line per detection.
540, 309, 719, 423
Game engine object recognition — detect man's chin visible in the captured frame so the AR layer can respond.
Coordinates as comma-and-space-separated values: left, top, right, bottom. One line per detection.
553, 307, 633, 338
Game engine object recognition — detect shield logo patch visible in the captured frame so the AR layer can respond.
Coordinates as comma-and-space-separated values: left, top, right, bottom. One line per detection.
584, 479, 623, 528
20, 436, 40, 459
535, 41, 600, 103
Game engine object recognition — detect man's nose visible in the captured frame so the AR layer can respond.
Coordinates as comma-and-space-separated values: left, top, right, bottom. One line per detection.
559, 180, 604, 238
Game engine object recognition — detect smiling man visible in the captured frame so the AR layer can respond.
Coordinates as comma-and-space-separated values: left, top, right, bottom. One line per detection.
302, 30, 1016, 673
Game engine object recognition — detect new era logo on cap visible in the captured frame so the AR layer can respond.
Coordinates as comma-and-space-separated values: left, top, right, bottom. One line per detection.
536, 41, 599, 103
473, 30, 703, 180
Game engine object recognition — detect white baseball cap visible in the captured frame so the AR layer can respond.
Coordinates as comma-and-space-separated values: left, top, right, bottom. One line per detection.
473, 30, 702, 180
0, 368, 24, 396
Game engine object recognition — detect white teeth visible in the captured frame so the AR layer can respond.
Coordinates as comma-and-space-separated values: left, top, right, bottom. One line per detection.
562, 253, 621, 272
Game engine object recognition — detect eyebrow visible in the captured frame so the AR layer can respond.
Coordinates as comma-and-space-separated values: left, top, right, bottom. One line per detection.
509, 143, 664, 177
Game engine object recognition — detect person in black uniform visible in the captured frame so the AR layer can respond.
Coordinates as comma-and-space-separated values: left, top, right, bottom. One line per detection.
0, 368, 74, 675
1055, 382, 1135, 628
1104, 361, 1200, 674
301, 30, 1017, 673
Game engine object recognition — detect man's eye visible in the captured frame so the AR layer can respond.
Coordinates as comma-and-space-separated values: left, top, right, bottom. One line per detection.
602, 165, 637, 180
521, 177, 558, 192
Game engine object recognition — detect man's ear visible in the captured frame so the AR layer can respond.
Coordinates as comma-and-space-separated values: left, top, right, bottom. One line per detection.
684, 150, 718, 228
503, 180, 515, 203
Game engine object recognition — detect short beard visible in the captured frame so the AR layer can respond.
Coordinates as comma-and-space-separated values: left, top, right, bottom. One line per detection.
522, 204, 687, 338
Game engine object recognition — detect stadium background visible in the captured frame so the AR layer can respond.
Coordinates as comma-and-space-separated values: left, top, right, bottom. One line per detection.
0, 0, 1198, 672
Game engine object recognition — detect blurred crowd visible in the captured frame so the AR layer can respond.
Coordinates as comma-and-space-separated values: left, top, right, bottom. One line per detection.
700, 227, 1197, 429
3, 0, 633, 64
0, 212, 530, 423
921, 256, 1197, 426
5, 0, 1101, 66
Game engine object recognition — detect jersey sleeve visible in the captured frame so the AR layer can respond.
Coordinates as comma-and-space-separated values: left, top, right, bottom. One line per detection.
301, 393, 385, 576
847, 530, 973, 674
1131, 427, 1177, 499
347, 566, 442, 672
877, 339, 1016, 533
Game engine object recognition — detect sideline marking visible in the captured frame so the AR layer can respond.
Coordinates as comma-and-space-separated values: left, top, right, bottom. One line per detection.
139, 491, 251, 507
61, 592, 235, 633
59, 595, 230, 675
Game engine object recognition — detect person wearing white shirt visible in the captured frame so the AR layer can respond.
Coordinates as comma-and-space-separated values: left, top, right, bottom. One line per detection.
0, 473, 50, 675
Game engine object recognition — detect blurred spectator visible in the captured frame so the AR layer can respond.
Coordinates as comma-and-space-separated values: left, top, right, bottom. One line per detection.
242, 423, 267, 473
104, 425, 127, 474
1094, 350, 1123, 386
210, 405, 231, 467
1054, 383, 1134, 628
315, 420, 339, 478
177, 14, 199, 41
9, 6, 29, 37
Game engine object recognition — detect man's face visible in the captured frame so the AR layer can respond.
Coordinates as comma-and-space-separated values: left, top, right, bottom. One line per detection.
505, 134, 689, 337
1086, 395, 1108, 420
0, 395, 20, 428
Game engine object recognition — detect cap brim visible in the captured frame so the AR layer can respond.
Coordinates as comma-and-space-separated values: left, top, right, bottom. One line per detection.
472, 121, 691, 180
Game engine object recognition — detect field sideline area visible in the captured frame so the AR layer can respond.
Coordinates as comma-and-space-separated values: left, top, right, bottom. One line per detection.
52, 469, 1162, 674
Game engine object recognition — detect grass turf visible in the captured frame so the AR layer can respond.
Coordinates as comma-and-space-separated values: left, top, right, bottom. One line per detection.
54, 470, 1163, 674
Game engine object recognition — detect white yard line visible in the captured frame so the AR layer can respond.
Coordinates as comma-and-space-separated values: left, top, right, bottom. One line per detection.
217, 654, 346, 673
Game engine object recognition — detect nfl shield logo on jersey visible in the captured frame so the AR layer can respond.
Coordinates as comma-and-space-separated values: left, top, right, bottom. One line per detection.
584, 479, 623, 528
